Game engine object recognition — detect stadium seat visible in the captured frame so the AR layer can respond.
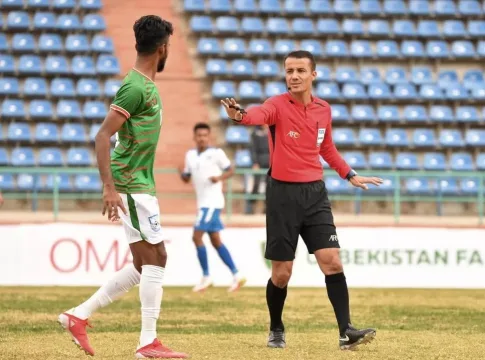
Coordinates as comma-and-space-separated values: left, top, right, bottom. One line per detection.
17, 174, 38, 191
463, 69, 484, 90
8, 123, 31, 142
401, 41, 424, 58
423, 153, 446, 170
368, 20, 390, 36
386, 67, 407, 85
57, 100, 82, 119
316, 82, 340, 99
83, 14, 106, 32
396, 153, 419, 170
72, 56, 96, 76
12, 34, 35, 53
316, 19, 340, 35
343, 83, 367, 99
272, 39, 294, 55
45, 55, 70, 75
241, 18, 264, 34
376, 41, 399, 57
471, 84, 485, 100
443, 20, 467, 38
359, 128, 382, 145
52, 0, 76, 9
335, 67, 357, 83
256, 60, 279, 77
260, 0, 282, 13
62, 123, 86, 143
0, 78, 19, 96
7, 12, 30, 30
393, 20, 415, 37
216, 16, 239, 34
458, 0, 482, 16
465, 130, 485, 146
420, 84, 443, 100
468, 21, 485, 38
411, 67, 433, 85
456, 106, 479, 122
360, 68, 381, 85
342, 19, 363, 36
79, 0, 103, 10
404, 105, 427, 122
418, 21, 440, 38
439, 130, 464, 147
452, 41, 475, 58
197, 38, 221, 55
378, 105, 400, 122
427, 41, 449, 58
24, 78, 48, 97
2, 99, 25, 118
309, 0, 332, 13
2, 0, 24, 8
234, 0, 257, 13
0, 148, 9, 167
460, 178, 479, 195
351, 40, 373, 58
29, 100, 53, 119
225, 126, 250, 144
284, 0, 306, 14
413, 129, 435, 147
226, 38, 247, 55
57, 14, 81, 31
74, 174, 101, 192
385, 128, 408, 146
234, 149, 252, 168
33, 12, 57, 31
315, 65, 331, 82
11, 148, 35, 166
360, 0, 382, 14
430, 105, 454, 123
77, 78, 102, 97
209, 0, 232, 13
410, 0, 430, 14
434, 0, 456, 16
38, 148, 63, 166
292, 18, 315, 35
44, 174, 72, 192
67, 148, 92, 166
39, 34, 63, 53
368, 83, 392, 100
405, 178, 431, 195
438, 70, 459, 88
91, 35, 114, 53
334, 0, 355, 14
89, 124, 101, 141
300, 40, 323, 56
331, 104, 349, 122
264, 82, 286, 97
445, 84, 468, 100
333, 128, 356, 146
477, 154, 485, 170
212, 81, 236, 98
351, 105, 375, 122
325, 40, 348, 57
0, 55, 16, 75
238, 81, 262, 100
384, 0, 407, 14
267, 18, 290, 34
325, 176, 352, 194
477, 41, 485, 57
104, 79, 121, 97
51, 78, 76, 98
369, 152, 393, 169
83, 101, 107, 119
190, 16, 213, 33
394, 83, 417, 100
435, 178, 458, 195
343, 152, 367, 169
35, 123, 58, 142
0, 34, 7, 52
206, 59, 228, 75
450, 153, 474, 171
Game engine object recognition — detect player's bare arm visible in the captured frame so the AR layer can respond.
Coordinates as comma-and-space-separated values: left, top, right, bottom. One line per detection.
95, 110, 128, 221
178, 165, 191, 183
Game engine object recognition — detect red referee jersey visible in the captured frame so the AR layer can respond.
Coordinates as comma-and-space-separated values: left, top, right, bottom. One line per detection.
238, 92, 351, 183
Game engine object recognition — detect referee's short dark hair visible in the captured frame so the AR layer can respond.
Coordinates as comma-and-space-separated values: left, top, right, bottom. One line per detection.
193, 122, 211, 133
284, 50, 316, 71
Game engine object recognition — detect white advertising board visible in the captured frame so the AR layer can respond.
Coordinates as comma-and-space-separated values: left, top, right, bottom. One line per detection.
0, 224, 484, 288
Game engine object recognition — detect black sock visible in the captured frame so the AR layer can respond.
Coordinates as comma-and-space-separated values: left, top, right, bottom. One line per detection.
266, 278, 287, 331
325, 272, 351, 336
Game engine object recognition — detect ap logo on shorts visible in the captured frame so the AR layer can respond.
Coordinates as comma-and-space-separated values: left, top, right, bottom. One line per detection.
148, 214, 161, 232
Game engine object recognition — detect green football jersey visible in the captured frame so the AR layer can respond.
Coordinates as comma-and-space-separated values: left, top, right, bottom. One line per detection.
110, 69, 162, 195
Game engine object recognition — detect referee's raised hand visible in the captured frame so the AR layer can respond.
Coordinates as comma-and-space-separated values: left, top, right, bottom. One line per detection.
221, 98, 243, 121
349, 175, 383, 190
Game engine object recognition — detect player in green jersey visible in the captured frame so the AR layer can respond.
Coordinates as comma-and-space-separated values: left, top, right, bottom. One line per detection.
58, 15, 188, 359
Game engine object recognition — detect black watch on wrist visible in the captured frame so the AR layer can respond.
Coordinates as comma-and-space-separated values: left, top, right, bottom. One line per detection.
346, 169, 357, 181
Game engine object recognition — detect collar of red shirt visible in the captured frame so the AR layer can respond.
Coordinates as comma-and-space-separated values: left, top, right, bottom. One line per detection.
284, 92, 327, 109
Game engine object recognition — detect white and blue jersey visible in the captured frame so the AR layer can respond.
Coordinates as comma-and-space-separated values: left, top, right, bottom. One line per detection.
183, 147, 232, 233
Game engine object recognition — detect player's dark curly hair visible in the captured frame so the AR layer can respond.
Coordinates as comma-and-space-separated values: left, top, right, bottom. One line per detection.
133, 15, 174, 55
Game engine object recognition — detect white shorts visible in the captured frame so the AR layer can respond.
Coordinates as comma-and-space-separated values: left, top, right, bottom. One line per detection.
119, 193, 164, 245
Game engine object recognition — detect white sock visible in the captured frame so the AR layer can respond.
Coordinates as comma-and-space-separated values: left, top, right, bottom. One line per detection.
72, 265, 141, 320
139, 265, 165, 348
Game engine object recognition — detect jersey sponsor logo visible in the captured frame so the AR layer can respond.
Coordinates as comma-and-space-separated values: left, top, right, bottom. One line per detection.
317, 128, 326, 147
329, 234, 338, 242
287, 131, 300, 139
148, 214, 161, 232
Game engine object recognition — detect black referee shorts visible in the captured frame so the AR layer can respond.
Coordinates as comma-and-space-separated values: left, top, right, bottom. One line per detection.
265, 177, 340, 261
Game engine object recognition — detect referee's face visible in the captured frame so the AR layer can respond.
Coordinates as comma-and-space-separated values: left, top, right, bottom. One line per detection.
194, 128, 210, 149
285, 58, 316, 94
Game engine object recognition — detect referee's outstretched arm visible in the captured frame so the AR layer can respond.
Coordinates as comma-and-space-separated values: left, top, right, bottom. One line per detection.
221, 98, 276, 125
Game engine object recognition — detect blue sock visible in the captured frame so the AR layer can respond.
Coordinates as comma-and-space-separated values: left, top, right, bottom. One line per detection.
216, 244, 237, 274
196, 245, 209, 276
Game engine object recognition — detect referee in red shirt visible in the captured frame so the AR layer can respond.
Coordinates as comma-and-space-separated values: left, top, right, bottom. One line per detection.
221, 51, 382, 350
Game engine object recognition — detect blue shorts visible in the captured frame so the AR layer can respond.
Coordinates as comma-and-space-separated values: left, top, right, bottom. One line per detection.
194, 208, 224, 233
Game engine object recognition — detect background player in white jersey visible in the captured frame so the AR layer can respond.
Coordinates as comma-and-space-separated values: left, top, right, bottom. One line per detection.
180, 122, 246, 293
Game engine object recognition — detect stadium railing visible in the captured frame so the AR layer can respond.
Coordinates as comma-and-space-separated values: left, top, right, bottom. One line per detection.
0, 167, 483, 225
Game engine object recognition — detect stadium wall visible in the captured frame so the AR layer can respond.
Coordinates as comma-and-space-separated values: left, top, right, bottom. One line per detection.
1, 223, 484, 289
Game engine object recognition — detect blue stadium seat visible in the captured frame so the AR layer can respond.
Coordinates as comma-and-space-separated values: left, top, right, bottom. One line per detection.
234, 149, 252, 167
8, 122, 31, 142
33, 12, 56, 31
24, 78, 48, 97
368, 83, 392, 100
7, 12, 30, 30
57, 14, 81, 31
418, 20, 440, 38
309, 0, 332, 13
438, 70, 459, 88
460, 178, 479, 195
477, 154, 485, 170
0, 55, 15, 75
232, 59, 254, 76
256, 60, 279, 77
212, 81, 236, 98
404, 105, 427, 122
423, 153, 446, 170
468, 21, 485, 38
225, 126, 250, 144
238, 81, 262, 100
451, 153, 474, 171
435, 178, 458, 195
0, 78, 19, 96
405, 178, 431, 195
300, 40, 323, 56
343, 152, 367, 169
456, 106, 479, 122
206, 59, 228, 75
65, 34, 90, 53
91, 35, 114, 53
420, 84, 443, 100
351, 105, 375, 122
383, 0, 407, 14
439, 130, 464, 147
72, 56, 96, 76
35, 123, 58, 142
452, 41, 475, 58
77, 78, 101, 97
74, 174, 101, 192
401, 41, 424, 58
463, 69, 484, 90
79, 0, 103, 10
83, 14, 106, 32
368, 20, 389, 36
315, 65, 331, 82
241, 18, 264, 34
466, 129, 485, 146
197, 38, 221, 55
458, 0, 482, 16
335, 67, 357, 82
0, 148, 8, 166
359, 128, 382, 145
104, 80, 121, 97
17, 174, 38, 191
394, 83, 417, 100
39, 148, 63, 166
411, 67, 433, 85
29, 100, 53, 119
260, 0, 281, 13
331, 104, 349, 122
342, 19, 363, 36
52, 0, 76, 9
190, 16, 213, 32
12, 34, 35, 53
385, 128, 408, 146
83, 101, 107, 119
471, 84, 485, 100
234, 0, 257, 13
325, 40, 348, 57
434, 0, 456, 16
89, 124, 101, 141
386, 67, 407, 85
334, 0, 355, 14
292, 18, 314, 35
378, 105, 400, 122
393, 20, 415, 37
45, 55, 70, 75
209, 0, 232, 12
225, 38, 247, 55
51, 78, 75, 98
351, 40, 373, 58
396, 153, 419, 170
273, 39, 294, 55
267, 18, 290, 34
477, 41, 485, 57
332, 128, 356, 146
11, 148, 35, 167
57, 100, 82, 119
44, 174, 72, 192
2, 0, 24, 8
325, 176, 352, 194
410, 0, 430, 15
445, 84, 468, 100
427, 41, 449, 58
62, 123, 86, 143
264, 82, 286, 97
67, 148, 91, 166
317, 19, 340, 35
316, 82, 340, 99
430, 105, 454, 122
93, 54, 117, 75
2, 99, 25, 118
369, 152, 392, 169
39, 34, 63, 53
0, 34, 7, 52
360, 68, 381, 85
413, 129, 435, 147
376, 40, 399, 57
284, 0, 306, 14
360, 0, 382, 14
343, 83, 367, 100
